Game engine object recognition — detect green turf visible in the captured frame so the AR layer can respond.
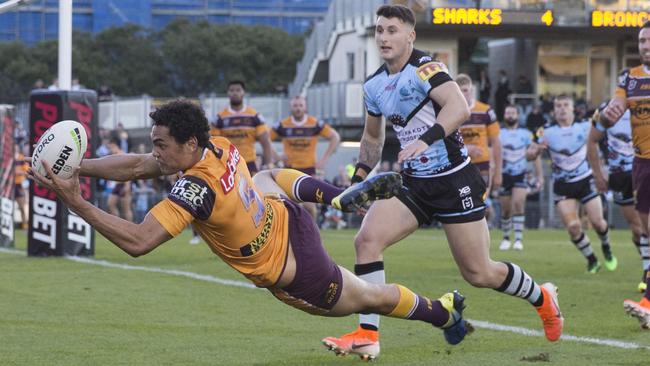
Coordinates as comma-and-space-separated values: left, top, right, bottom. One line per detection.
1, 228, 649, 365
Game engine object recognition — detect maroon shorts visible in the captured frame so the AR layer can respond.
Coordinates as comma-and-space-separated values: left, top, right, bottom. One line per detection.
633, 157, 650, 214
111, 183, 127, 197
269, 198, 343, 315
14, 184, 24, 198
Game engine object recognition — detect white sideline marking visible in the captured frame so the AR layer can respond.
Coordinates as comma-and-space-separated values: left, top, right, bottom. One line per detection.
2, 248, 649, 350
66, 256, 259, 289
469, 320, 650, 350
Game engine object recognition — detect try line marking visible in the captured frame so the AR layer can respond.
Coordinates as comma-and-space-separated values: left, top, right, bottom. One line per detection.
2, 247, 648, 351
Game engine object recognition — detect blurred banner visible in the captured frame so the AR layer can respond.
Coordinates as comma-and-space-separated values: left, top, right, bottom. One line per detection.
28, 90, 98, 256
0, 105, 15, 247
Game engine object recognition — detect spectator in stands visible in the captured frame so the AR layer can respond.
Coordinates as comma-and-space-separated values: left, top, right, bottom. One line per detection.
516, 75, 534, 121
98, 85, 113, 102
478, 69, 491, 103
115, 123, 130, 152
13, 120, 26, 147
48, 78, 59, 90
106, 132, 133, 222
495, 70, 510, 121
33, 79, 44, 90
14, 144, 29, 230
71, 78, 84, 91
526, 102, 547, 134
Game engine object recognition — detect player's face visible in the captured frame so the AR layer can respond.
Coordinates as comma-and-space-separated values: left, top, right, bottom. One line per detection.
553, 98, 574, 124
639, 27, 650, 66
459, 84, 473, 104
375, 16, 414, 63
150, 125, 195, 174
108, 142, 120, 155
290, 98, 306, 118
504, 106, 519, 125
228, 84, 245, 105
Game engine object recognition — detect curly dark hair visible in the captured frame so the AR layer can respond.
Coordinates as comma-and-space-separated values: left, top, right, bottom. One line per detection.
148, 99, 210, 148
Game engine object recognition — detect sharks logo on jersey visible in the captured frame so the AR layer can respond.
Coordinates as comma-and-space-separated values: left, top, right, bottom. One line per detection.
500, 128, 533, 176
364, 49, 468, 177
539, 120, 592, 182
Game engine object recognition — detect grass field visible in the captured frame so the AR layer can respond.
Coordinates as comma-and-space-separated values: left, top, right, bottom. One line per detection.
2, 228, 650, 365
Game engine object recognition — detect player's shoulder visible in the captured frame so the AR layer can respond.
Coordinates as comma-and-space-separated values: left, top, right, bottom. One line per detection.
217, 107, 230, 118
628, 65, 645, 77
365, 64, 388, 84
472, 101, 491, 113
243, 106, 259, 116
409, 49, 449, 81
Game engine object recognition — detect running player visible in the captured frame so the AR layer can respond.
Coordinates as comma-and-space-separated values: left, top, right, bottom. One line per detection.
527, 94, 616, 273
322, 5, 562, 360
13, 144, 29, 230
456, 73, 502, 190
270, 96, 341, 218
29, 100, 473, 360
211, 80, 274, 174
499, 105, 544, 251
600, 22, 650, 326
588, 103, 648, 291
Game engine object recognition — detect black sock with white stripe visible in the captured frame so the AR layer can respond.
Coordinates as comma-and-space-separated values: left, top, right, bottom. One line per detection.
635, 235, 650, 280
596, 226, 613, 260
513, 215, 525, 242
571, 233, 598, 264
355, 261, 385, 331
495, 262, 543, 307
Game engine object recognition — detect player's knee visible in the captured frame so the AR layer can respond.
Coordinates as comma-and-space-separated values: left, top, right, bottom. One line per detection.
459, 266, 492, 288
567, 221, 582, 238
354, 230, 385, 257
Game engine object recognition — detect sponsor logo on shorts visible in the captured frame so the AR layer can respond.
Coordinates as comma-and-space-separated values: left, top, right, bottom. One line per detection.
458, 186, 471, 197
169, 175, 215, 220
325, 282, 339, 305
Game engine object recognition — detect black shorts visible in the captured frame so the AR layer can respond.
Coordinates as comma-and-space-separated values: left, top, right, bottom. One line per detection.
111, 183, 127, 197
14, 184, 25, 198
268, 198, 343, 315
609, 171, 634, 206
553, 176, 599, 205
499, 173, 527, 196
396, 162, 487, 225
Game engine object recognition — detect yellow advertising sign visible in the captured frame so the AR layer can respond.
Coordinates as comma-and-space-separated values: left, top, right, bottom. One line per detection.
592, 10, 649, 27
432, 8, 502, 25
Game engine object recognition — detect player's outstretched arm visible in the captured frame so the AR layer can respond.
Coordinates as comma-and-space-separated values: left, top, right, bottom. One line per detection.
80, 153, 163, 181
30, 162, 171, 256
601, 96, 626, 127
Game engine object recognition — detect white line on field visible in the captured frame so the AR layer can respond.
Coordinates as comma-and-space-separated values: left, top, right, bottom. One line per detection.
2, 248, 649, 350
65, 256, 259, 289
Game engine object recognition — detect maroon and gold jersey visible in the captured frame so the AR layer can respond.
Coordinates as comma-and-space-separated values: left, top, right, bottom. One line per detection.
270, 115, 333, 169
14, 153, 28, 185
615, 66, 650, 159
210, 106, 268, 163
459, 101, 500, 168
150, 136, 289, 287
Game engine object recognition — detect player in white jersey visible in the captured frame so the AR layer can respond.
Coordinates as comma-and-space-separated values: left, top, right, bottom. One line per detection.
321, 4, 563, 361
588, 103, 648, 291
499, 105, 544, 251
528, 95, 616, 273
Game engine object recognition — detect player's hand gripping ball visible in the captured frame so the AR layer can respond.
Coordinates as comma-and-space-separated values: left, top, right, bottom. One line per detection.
32, 120, 87, 179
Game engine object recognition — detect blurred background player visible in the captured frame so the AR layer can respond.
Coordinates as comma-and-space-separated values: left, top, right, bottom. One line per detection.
13, 144, 29, 230
210, 80, 274, 175
527, 94, 616, 274
270, 95, 340, 218
588, 103, 647, 291
456, 73, 502, 223
322, 5, 562, 360
106, 132, 133, 222
499, 105, 543, 251
30, 99, 473, 361
600, 22, 650, 326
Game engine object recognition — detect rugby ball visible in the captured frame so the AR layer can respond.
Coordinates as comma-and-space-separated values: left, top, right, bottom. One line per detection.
32, 120, 88, 179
